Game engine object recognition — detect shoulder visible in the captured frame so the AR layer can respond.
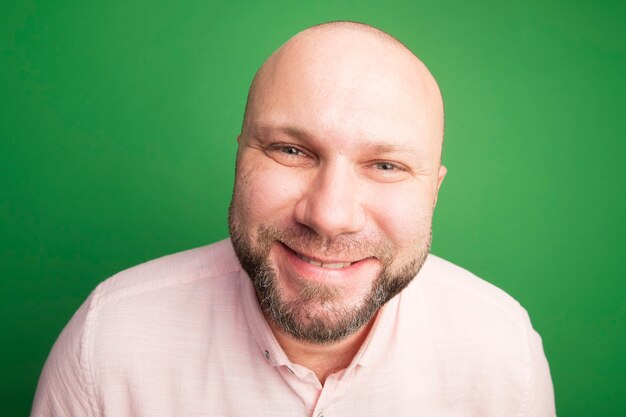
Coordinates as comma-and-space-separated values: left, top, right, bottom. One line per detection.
31, 239, 248, 415
401, 253, 535, 378
407, 253, 534, 359
69, 239, 245, 378
397, 254, 555, 414
414, 253, 525, 324
90, 238, 242, 308
83, 238, 247, 356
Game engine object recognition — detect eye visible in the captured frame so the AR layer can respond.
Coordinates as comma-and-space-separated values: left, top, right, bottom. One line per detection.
375, 162, 398, 171
265, 144, 315, 168
367, 160, 410, 182
280, 146, 303, 156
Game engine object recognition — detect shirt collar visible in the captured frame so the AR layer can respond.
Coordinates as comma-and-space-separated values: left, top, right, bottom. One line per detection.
347, 290, 400, 368
239, 271, 293, 367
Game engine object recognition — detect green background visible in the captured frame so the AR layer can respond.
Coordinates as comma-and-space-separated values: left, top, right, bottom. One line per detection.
1, 1, 624, 415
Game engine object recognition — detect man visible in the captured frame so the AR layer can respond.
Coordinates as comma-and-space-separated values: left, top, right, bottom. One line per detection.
32, 22, 555, 416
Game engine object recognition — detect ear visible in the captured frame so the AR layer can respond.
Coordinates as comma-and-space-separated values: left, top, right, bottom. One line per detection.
433, 165, 447, 208
437, 165, 447, 189
237, 135, 242, 145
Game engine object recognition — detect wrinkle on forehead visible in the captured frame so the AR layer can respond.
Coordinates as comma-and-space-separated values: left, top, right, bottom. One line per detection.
241, 22, 444, 158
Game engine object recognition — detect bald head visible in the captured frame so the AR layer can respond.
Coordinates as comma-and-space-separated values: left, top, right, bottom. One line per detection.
241, 21, 444, 156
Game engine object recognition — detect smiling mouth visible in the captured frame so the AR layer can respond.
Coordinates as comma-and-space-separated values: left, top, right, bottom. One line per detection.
294, 252, 353, 269
279, 242, 356, 269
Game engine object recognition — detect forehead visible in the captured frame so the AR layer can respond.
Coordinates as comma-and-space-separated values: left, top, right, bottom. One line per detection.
248, 86, 440, 160
246, 32, 443, 153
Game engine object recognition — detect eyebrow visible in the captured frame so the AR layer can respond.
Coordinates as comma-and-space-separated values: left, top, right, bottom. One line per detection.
251, 124, 312, 142
251, 124, 419, 154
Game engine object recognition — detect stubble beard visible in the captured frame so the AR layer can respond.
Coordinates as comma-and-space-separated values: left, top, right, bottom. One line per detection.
228, 205, 432, 345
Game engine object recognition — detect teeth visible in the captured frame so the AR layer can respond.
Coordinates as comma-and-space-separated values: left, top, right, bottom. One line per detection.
322, 262, 349, 269
296, 253, 352, 268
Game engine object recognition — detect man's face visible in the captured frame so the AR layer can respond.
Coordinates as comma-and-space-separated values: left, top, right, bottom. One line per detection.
229, 31, 445, 344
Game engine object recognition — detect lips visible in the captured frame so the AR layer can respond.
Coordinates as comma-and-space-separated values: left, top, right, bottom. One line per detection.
294, 252, 353, 269
273, 240, 380, 293
280, 242, 359, 270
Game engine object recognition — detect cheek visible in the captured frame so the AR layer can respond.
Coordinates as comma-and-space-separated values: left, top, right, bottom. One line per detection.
235, 159, 304, 225
366, 184, 435, 250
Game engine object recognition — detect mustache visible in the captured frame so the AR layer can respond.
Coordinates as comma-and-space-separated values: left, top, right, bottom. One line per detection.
257, 224, 394, 265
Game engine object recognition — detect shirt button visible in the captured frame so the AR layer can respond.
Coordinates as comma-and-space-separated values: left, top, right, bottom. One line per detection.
317, 413, 324, 417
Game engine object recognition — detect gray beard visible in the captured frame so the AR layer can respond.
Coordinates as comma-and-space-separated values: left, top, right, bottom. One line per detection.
229, 219, 431, 344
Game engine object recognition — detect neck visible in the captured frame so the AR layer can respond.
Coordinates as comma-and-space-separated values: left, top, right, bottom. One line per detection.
267, 316, 376, 385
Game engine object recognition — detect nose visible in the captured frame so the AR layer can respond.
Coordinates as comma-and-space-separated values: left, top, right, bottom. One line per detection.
293, 162, 366, 240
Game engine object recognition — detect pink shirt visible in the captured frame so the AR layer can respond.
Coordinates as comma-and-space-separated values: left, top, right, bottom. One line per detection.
32, 239, 555, 416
